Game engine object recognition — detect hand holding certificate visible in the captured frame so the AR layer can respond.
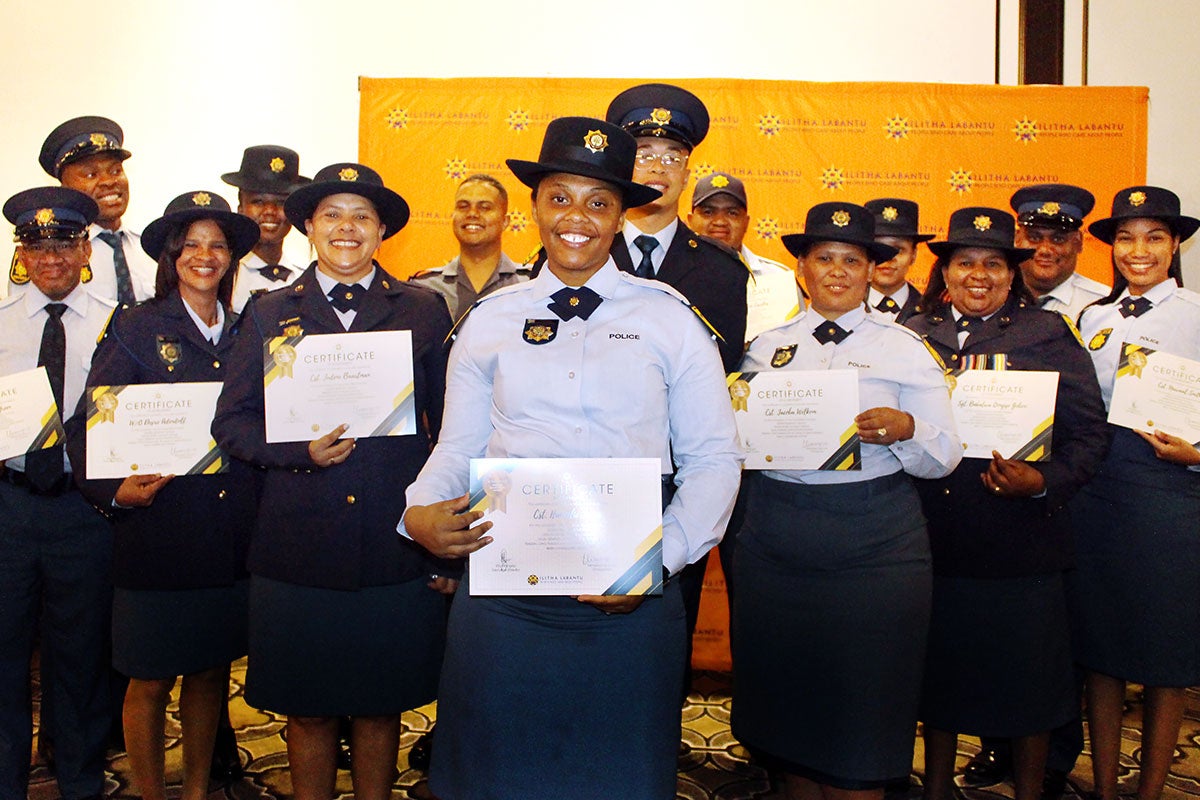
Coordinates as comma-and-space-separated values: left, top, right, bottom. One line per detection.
1107, 343, 1200, 444
467, 458, 663, 596
947, 369, 1059, 460
0, 367, 63, 462
263, 330, 415, 443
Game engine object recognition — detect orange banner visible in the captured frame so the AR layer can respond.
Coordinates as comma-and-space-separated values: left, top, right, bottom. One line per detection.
360, 77, 1147, 670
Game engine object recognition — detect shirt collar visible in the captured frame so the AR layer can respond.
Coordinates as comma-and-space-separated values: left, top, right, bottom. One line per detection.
868, 284, 910, 307
624, 218, 679, 254
801, 305, 865, 332
315, 266, 376, 296
531, 258, 621, 301
1117, 279, 1176, 306
181, 297, 226, 344
22, 284, 90, 319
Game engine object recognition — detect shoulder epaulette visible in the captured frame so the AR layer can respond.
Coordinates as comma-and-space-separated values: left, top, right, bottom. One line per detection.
1058, 312, 1085, 347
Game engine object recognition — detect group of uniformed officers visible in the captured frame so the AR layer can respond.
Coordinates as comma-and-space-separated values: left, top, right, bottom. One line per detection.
1, 81, 1196, 800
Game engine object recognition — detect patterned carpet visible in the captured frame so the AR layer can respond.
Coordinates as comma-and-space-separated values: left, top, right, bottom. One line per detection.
27, 662, 1200, 799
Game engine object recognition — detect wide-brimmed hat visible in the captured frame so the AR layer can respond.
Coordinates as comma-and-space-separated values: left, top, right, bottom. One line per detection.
142, 191, 260, 261
506, 117, 662, 208
927, 207, 1035, 262
284, 163, 409, 239
221, 145, 310, 195
606, 83, 709, 150
1087, 185, 1200, 244
781, 202, 898, 263
864, 198, 935, 242
1009, 183, 1094, 232
39, 116, 131, 179
3, 187, 98, 241
692, 172, 747, 209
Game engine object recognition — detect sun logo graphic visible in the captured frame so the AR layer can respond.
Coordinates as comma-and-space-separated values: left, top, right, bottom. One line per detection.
692, 162, 715, 179
385, 107, 409, 130
506, 210, 529, 234
1012, 118, 1038, 143
884, 115, 910, 141
755, 217, 780, 241
820, 166, 845, 191
506, 108, 531, 132
443, 158, 468, 181
947, 168, 974, 194
757, 113, 782, 137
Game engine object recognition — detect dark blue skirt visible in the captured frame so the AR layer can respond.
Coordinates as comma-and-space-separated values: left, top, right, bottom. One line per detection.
731, 471, 931, 787
429, 573, 686, 800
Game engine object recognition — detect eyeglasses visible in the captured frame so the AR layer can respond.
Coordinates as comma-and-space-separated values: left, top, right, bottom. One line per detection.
19, 239, 85, 258
634, 151, 688, 170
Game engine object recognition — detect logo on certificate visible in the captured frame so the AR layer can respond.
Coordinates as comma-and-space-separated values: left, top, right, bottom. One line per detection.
273, 344, 298, 377
95, 391, 119, 423
481, 469, 512, 513
729, 379, 751, 411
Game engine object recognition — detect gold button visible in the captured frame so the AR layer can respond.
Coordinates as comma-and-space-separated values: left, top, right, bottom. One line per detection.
212, 360, 220, 368
218, 490, 227, 499
347, 495, 356, 504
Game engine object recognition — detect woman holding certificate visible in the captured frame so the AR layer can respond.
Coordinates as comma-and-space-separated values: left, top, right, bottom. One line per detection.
67, 191, 260, 800
1069, 186, 1200, 800
730, 201, 961, 800
905, 207, 1108, 800
399, 117, 742, 800
211, 163, 453, 800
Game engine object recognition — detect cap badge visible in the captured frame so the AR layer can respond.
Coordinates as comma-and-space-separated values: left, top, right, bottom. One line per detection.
712, 175, 730, 189
339, 168, 359, 182
89, 133, 108, 147
973, 215, 992, 231
1129, 191, 1146, 207
583, 130, 608, 154
650, 108, 672, 126
34, 208, 55, 226
882, 206, 898, 222
270, 157, 286, 173
192, 192, 212, 207
831, 210, 851, 228
1038, 201, 1060, 216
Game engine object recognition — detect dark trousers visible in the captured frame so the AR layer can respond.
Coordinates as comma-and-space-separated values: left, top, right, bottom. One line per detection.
0, 482, 113, 800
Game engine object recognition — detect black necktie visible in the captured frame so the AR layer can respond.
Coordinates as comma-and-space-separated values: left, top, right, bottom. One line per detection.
1119, 297, 1153, 318
26, 304, 67, 491
260, 264, 292, 283
876, 296, 899, 314
812, 321, 850, 345
95, 230, 136, 306
633, 235, 657, 279
548, 286, 603, 321
328, 284, 364, 313
956, 315, 984, 332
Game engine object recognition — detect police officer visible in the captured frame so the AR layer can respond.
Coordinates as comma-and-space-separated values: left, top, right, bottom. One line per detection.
221, 145, 311, 313
409, 173, 531, 321
0, 187, 117, 800
864, 198, 935, 324
688, 171, 802, 342
1010, 183, 1108, 320
10, 116, 157, 305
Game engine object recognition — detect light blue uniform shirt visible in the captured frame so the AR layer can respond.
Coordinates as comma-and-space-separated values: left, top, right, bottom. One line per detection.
740, 306, 962, 484
402, 258, 743, 574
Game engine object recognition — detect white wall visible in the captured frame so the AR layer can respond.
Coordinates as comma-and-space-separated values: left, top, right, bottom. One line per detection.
0, 0, 1194, 276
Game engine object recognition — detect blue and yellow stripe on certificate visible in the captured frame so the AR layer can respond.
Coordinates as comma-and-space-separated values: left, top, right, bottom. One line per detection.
262, 333, 305, 388
367, 381, 416, 437
185, 441, 227, 475
819, 424, 862, 470
1009, 415, 1054, 462
602, 528, 664, 596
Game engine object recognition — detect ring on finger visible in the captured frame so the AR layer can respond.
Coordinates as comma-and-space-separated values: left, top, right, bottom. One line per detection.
877, 427, 887, 438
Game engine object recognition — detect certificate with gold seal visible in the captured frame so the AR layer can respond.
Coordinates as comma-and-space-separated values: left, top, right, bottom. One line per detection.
728, 369, 861, 470
85, 382, 226, 478
948, 369, 1059, 460
0, 367, 64, 462
1107, 342, 1200, 442
467, 458, 664, 597
263, 330, 414, 443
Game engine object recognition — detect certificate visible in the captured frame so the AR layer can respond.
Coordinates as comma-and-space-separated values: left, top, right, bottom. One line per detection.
727, 369, 861, 470
0, 367, 64, 462
85, 382, 227, 478
263, 330, 414, 443
467, 458, 664, 597
1107, 343, 1200, 442
947, 369, 1059, 460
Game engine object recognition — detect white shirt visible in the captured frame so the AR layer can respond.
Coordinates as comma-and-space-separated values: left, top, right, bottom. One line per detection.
868, 283, 912, 315
1035, 271, 1110, 321
743, 246, 802, 342
232, 251, 303, 313
623, 219, 679, 276
315, 267, 376, 330
181, 298, 226, 344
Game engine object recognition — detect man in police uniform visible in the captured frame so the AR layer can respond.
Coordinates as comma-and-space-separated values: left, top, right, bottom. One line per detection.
9, 116, 156, 306
605, 83, 747, 372
222, 145, 311, 313
0, 187, 117, 800
865, 198, 935, 324
1010, 183, 1108, 320
409, 173, 530, 321
688, 172, 802, 342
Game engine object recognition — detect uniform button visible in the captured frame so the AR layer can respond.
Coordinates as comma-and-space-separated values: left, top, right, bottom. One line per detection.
942, 488, 951, 495
568, 371, 575, 379
571, 331, 579, 338
218, 490, 227, 499
212, 360, 220, 368
347, 495, 357, 504
574, 427, 583, 434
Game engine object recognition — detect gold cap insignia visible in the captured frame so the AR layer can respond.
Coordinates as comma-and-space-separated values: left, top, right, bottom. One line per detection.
1038, 201, 1060, 216
1129, 191, 1146, 207
339, 167, 359, 182
35, 208, 55, 226
269, 157, 286, 173
712, 175, 730, 188
831, 210, 851, 228
973, 215, 992, 231
583, 130, 608, 154
650, 108, 672, 125
89, 133, 108, 147
882, 206, 898, 222
192, 192, 212, 207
